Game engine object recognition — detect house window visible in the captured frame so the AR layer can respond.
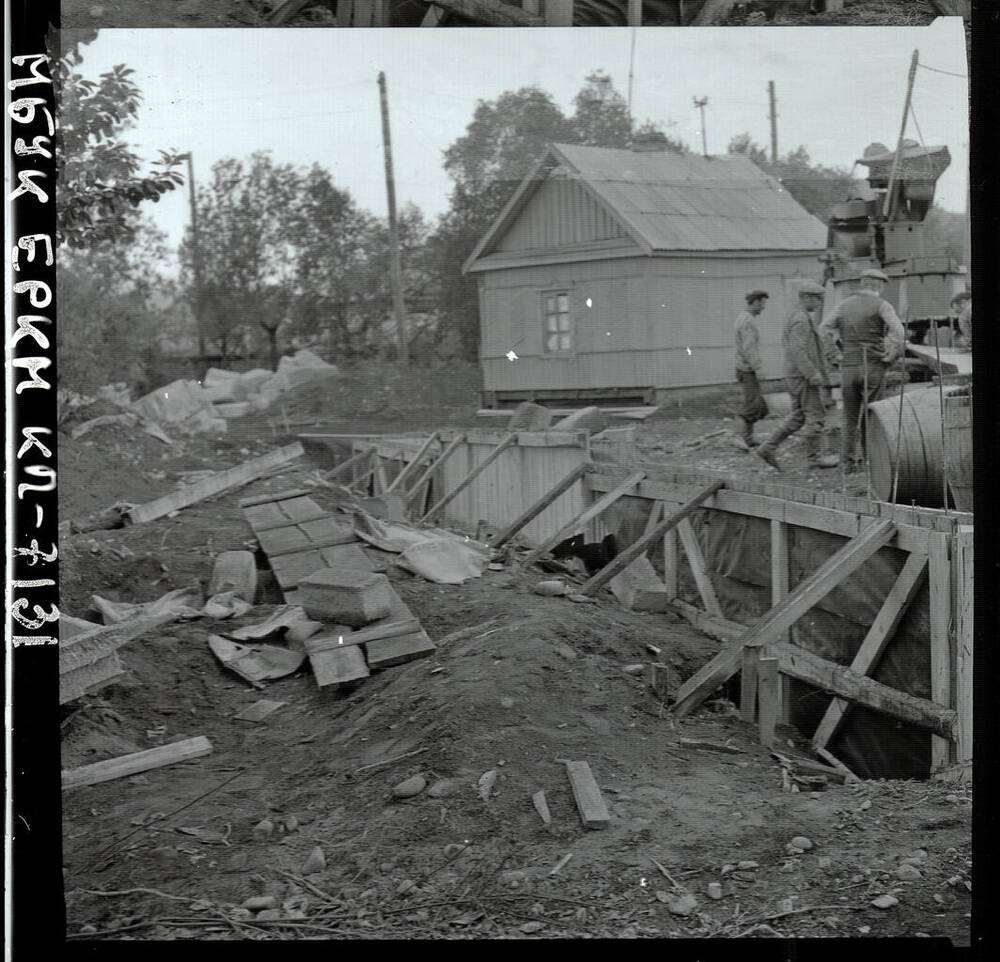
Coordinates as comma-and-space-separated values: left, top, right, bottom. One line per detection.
543, 292, 572, 353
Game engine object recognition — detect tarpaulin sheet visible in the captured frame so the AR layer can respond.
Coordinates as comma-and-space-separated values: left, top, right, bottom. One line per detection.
607, 497, 933, 778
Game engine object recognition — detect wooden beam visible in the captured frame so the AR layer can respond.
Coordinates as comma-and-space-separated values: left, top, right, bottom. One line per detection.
62, 736, 213, 790
420, 432, 518, 523
59, 612, 177, 678
126, 443, 304, 525
757, 654, 780, 747
564, 761, 610, 829
676, 517, 722, 617
489, 461, 590, 549
928, 532, 953, 770
239, 487, 313, 508
811, 551, 928, 749
384, 432, 440, 494
309, 644, 370, 688
304, 619, 421, 653
952, 529, 973, 771
740, 642, 758, 722
324, 445, 378, 481
776, 645, 956, 740
663, 523, 679, 598
771, 519, 791, 723
421, 3, 446, 24
578, 481, 725, 596
671, 519, 896, 716
427, 0, 544, 25
402, 433, 466, 506
519, 471, 646, 568
643, 500, 664, 537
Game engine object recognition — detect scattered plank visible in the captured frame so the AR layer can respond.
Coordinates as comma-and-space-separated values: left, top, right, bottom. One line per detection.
670, 519, 896, 716
488, 461, 590, 549
811, 551, 927, 749
420, 432, 519, 522
520, 471, 646, 569
812, 746, 860, 784
564, 760, 611, 830
239, 488, 313, 508
60, 658, 127, 705
676, 517, 722, 616
126, 443, 304, 524
310, 644, 370, 688
62, 736, 213, 790
235, 700, 286, 723
59, 611, 177, 679
305, 619, 422, 653
364, 630, 436, 670
578, 481, 725, 596
257, 519, 356, 557
532, 790, 552, 826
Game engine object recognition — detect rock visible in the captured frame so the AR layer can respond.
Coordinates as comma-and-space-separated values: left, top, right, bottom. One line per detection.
520, 920, 545, 934
621, 664, 645, 675
283, 815, 299, 833
533, 580, 569, 597
301, 846, 326, 874
706, 882, 723, 900
443, 843, 467, 858
667, 892, 699, 916
896, 863, 922, 881
859, 799, 872, 811
242, 895, 277, 912
500, 696, 515, 709
256, 909, 283, 921
871, 894, 899, 909
397, 879, 418, 896
427, 778, 463, 799
576, 907, 588, 922
252, 818, 274, 841
790, 835, 813, 851
567, 593, 597, 604
817, 856, 832, 869
379, 861, 396, 873
478, 769, 498, 801
553, 642, 577, 660
393, 774, 427, 799
737, 860, 759, 871
720, 863, 736, 875
621, 926, 638, 938
944, 794, 958, 804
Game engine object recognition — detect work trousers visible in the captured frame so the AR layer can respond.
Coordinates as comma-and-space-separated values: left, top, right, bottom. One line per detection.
781, 376, 826, 439
736, 369, 769, 424
840, 360, 889, 463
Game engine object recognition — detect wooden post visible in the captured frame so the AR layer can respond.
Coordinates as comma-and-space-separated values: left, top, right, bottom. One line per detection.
402, 433, 465, 506
627, 0, 642, 25
677, 517, 722, 616
757, 653, 780, 746
663, 524, 679, 599
928, 532, 953, 770
771, 519, 791, 722
952, 528, 973, 774
740, 643, 758, 722
420, 433, 518, 523
545, 0, 574, 25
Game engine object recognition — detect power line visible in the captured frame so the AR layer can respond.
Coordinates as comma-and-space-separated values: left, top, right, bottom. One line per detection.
917, 63, 967, 79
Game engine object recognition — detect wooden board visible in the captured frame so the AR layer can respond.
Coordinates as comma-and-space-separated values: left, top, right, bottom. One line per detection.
757, 655, 780, 747
928, 532, 953, 770
676, 517, 722, 617
60, 657, 126, 705
62, 736, 213, 790
127, 443, 303, 524
402, 433, 466, 506
256, 518, 356, 557
384, 432, 440, 494
59, 611, 176, 677
305, 619, 421, 653
420, 432, 519, 522
362, 591, 436, 669
239, 488, 313, 508
310, 644, 370, 688
670, 519, 897, 716
488, 461, 590, 548
565, 760, 610, 829
271, 542, 377, 591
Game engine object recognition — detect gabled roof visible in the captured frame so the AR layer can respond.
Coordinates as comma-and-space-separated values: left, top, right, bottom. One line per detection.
464, 143, 828, 272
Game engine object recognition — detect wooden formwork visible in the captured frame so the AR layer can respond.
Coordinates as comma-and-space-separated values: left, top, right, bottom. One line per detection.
317, 434, 972, 779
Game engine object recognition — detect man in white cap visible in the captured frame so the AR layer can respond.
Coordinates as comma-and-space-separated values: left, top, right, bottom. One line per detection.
754, 280, 839, 471
819, 268, 906, 473
734, 289, 770, 448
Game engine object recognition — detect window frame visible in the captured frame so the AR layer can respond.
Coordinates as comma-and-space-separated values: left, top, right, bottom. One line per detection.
541, 289, 574, 355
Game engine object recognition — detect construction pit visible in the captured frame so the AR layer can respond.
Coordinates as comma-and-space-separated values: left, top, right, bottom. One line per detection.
58, 364, 972, 943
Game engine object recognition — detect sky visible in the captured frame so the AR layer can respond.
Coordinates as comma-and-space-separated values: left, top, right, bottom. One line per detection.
70, 22, 969, 261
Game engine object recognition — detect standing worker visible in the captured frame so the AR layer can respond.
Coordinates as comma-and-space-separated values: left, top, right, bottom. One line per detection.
734, 289, 770, 449
818, 268, 906, 473
754, 280, 839, 471
951, 290, 972, 351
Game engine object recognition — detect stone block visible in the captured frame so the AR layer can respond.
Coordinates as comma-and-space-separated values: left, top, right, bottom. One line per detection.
298, 567, 393, 627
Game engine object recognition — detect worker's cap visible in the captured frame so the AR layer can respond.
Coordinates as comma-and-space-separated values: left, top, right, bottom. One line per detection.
745, 289, 769, 303
797, 280, 827, 296
860, 268, 889, 282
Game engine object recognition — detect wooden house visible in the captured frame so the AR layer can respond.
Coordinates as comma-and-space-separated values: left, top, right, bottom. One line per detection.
463, 142, 829, 407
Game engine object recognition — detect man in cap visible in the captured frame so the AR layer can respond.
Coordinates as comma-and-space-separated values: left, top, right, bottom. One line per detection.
754, 280, 839, 471
819, 268, 906, 473
734, 289, 770, 448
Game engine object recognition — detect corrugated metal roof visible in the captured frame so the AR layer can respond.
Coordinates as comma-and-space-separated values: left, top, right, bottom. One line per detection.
550, 143, 828, 253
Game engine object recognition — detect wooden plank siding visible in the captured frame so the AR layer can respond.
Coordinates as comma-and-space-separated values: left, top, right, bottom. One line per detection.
478, 253, 824, 396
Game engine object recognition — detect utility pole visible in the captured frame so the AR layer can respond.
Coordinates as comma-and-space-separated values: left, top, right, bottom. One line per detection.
767, 80, 778, 164
378, 71, 409, 366
693, 96, 709, 157
181, 152, 206, 370
627, 22, 637, 125
882, 49, 920, 221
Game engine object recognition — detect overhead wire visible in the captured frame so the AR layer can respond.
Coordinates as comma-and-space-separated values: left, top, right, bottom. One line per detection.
916, 63, 967, 80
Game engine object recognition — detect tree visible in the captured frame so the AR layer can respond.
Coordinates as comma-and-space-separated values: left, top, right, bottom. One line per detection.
727, 133, 864, 222
55, 37, 184, 250
570, 70, 632, 147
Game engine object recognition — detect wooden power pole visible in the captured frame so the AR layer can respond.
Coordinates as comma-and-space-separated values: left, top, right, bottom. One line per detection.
768, 80, 778, 164
378, 71, 409, 365
693, 96, 709, 157
182, 152, 206, 371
